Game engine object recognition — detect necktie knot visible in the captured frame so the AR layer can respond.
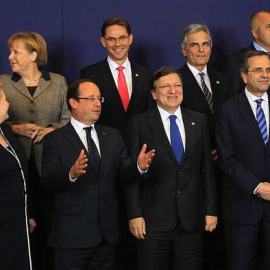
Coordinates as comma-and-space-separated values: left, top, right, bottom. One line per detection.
169, 114, 177, 123
255, 99, 263, 107
84, 126, 92, 134
199, 72, 205, 78
117, 66, 124, 72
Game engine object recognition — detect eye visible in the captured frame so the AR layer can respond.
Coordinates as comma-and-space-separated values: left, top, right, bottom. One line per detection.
203, 42, 210, 47
191, 43, 198, 47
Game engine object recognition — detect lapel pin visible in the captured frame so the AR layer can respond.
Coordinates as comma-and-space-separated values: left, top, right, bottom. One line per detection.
135, 74, 139, 77
102, 132, 106, 135
216, 81, 220, 84
191, 122, 195, 125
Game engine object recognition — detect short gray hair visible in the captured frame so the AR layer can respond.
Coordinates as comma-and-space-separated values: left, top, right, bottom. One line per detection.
181, 24, 212, 49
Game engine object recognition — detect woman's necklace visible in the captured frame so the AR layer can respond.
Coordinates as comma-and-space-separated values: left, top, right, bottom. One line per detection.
23, 77, 41, 84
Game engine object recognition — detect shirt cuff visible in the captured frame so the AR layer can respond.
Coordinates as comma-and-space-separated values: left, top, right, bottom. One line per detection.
254, 182, 262, 194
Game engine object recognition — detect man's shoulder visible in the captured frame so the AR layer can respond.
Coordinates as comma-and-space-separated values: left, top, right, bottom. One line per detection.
80, 59, 107, 74
130, 61, 152, 75
227, 43, 255, 61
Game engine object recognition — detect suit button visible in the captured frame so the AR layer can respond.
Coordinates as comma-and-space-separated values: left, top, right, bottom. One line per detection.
30, 120, 34, 123
177, 190, 181, 195
29, 109, 34, 114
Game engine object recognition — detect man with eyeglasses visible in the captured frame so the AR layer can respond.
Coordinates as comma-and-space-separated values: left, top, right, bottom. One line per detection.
178, 24, 229, 270
222, 11, 270, 96
125, 66, 217, 270
216, 51, 270, 270
80, 16, 153, 139
41, 79, 155, 270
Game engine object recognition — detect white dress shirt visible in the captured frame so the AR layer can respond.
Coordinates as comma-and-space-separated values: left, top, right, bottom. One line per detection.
187, 62, 212, 94
157, 105, 186, 150
107, 56, 132, 98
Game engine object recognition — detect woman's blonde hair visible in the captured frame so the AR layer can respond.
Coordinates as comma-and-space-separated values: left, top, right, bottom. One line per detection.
8, 32, 48, 66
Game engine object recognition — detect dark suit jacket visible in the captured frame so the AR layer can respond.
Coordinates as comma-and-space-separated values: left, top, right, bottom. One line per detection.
80, 59, 153, 138
178, 64, 229, 148
125, 107, 217, 232
221, 43, 255, 96
41, 121, 138, 249
215, 92, 270, 224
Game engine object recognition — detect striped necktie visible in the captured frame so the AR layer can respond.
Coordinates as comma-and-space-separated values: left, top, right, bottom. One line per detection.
255, 99, 268, 145
199, 72, 213, 113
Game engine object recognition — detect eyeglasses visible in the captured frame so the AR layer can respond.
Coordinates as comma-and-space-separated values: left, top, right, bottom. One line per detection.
103, 35, 130, 44
247, 68, 270, 75
77, 96, 104, 103
157, 84, 182, 91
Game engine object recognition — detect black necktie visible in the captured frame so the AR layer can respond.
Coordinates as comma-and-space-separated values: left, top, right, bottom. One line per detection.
84, 127, 100, 172
199, 72, 213, 113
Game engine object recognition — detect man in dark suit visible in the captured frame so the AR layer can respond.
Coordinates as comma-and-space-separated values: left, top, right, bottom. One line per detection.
80, 16, 153, 138
178, 24, 229, 270
41, 79, 154, 270
222, 11, 270, 96
216, 51, 270, 270
125, 66, 217, 270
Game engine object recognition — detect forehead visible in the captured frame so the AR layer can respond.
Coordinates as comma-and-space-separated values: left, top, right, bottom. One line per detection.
248, 55, 270, 67
186, 31, 210, 43
78, 82, 100, 96
156, 73, 181, 84
256, 12, 270, 26
104, 25, 128, 36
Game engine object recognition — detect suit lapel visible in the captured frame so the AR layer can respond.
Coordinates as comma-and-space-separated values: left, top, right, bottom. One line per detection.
147, 108, 179, 165
33, 78, 51, 99
12, 79, 33, 100
237, 93, 266, 148
128, 63, 141, 112
100, 60, 125, 112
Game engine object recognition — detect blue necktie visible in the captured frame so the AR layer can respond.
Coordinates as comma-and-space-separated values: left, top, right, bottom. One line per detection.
255, 99, 268, 145
169, 115, 184, 164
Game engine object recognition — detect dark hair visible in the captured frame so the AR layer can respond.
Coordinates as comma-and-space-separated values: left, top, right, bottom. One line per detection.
101, 16, 131, 37
67, 79, 95, 110
240, 50, 270, 73
151, 66, 182, 90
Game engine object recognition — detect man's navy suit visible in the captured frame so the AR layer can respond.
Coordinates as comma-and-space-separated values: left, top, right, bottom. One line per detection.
221, 43, 256, 96
178, 64, 229, 148
215, 92, 270, 269
125, 107, 217, 269
80, 60, 153, 137
42, 121, 137, 249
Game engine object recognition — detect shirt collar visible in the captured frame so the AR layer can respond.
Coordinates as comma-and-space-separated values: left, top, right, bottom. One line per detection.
71, 117, 95, 134
245, 87, 269, 103
253, 41, 269, 53
107, 56, 131, 72
187, 62, 208, 77
157, 105, 182, 122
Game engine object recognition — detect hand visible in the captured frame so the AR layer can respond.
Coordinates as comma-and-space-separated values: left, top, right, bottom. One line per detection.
138, 144, 155, 171
257, 182, 270, 201
69, 150, 88, 179
29, 218, 37, 233
205, 215, 218, 232
33, 127, 55, 143
11, 123, 44, 139
129, 217, 146, 239
211, 149, 218, 162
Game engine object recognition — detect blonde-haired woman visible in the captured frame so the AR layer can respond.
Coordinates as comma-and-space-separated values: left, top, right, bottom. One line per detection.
0, 32, 70, 269
0, 85, 32, 269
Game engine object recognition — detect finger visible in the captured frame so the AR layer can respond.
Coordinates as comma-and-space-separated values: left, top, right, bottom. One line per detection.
31, 130, 39, 140
140, 144, 147, 155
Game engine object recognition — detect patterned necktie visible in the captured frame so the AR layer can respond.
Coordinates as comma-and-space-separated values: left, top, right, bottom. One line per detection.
169, 115, 184, 164
255, 99, 268, 145
84, 127, 100, 171
199, 72, 213, 113
117, 66, 129, 111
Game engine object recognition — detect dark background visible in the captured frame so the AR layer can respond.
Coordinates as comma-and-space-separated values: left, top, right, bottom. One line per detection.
0, 1, 269, 83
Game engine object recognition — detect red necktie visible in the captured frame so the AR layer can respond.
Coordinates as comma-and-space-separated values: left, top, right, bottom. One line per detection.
117, 66, 129, 111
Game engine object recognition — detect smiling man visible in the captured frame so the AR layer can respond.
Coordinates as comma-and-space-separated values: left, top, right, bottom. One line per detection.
216, 51, 270, 270
125, 66, 217, 270
80, 16, 153, 138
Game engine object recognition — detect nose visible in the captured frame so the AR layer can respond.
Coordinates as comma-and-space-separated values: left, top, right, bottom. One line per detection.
115, 38, 121, 46
8, 51, 14, 60
198, 45, 204, 52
